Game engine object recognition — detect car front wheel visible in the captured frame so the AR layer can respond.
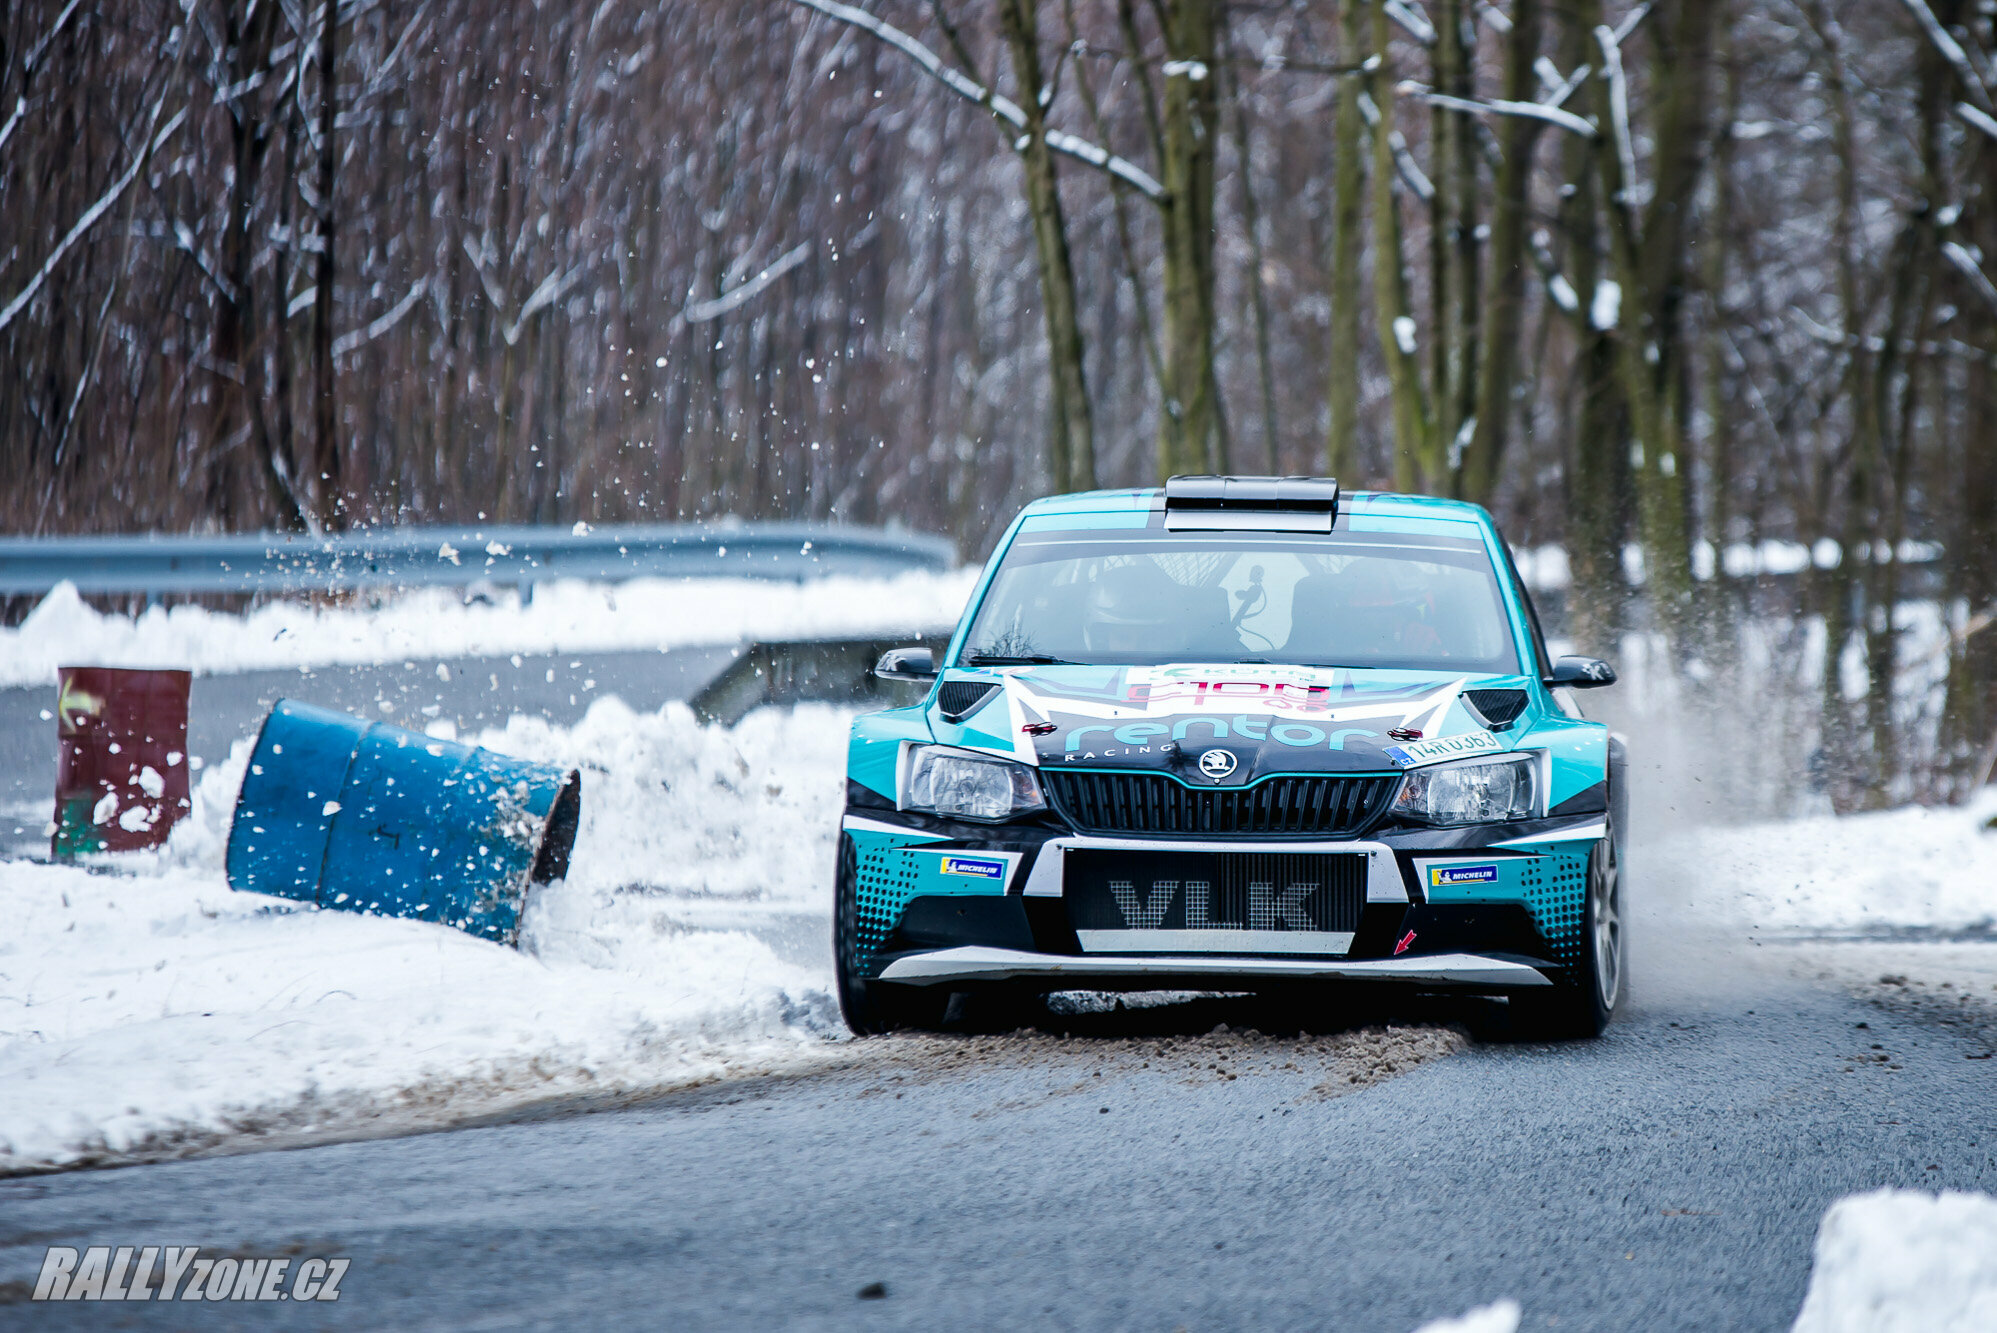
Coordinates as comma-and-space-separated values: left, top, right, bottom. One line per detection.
1510, 833, 1623, 1040
832, 833, 950, 1035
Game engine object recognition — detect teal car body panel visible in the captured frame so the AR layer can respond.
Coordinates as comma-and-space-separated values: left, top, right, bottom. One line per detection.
840, 486, 1619, 991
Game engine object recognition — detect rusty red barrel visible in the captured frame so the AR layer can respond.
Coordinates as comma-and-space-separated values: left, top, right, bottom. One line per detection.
52, 666, 193, 856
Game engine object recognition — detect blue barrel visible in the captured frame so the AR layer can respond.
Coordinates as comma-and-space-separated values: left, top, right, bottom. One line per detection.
226, 700, 581, 946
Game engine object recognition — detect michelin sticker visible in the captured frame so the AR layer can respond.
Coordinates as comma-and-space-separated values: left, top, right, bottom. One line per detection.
1384, 731, 1505, 767
940, 855, 1006, 881
1428, 863, 1500, 888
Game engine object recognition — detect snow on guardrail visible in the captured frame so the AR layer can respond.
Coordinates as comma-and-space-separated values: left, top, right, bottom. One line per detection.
0, 568, 978, 689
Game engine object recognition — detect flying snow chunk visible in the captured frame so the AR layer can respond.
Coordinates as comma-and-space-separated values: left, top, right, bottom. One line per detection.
1394, 316, 1419, 355
1791, 1189, 1997, 1332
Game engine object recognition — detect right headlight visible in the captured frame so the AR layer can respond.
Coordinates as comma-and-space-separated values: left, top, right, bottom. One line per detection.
901, 745, 1047, 822
1392, 752, 1538, 826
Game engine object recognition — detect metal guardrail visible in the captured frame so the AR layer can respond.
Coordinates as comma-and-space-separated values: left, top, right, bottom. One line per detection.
0, 522, 957, 596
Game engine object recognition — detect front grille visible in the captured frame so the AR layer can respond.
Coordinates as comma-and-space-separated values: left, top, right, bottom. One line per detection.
1065, 849, 1367, 935
1042, 770, 1399, 837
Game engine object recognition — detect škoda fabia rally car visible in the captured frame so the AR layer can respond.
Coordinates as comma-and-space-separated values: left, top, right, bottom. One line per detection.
837, 476, 1626, 1038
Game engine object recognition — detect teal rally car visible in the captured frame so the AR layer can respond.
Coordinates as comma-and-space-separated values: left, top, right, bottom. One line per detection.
836, 476, 1625, 1038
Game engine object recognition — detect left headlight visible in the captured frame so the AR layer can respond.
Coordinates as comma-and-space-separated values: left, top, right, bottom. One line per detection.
1392, 752, 1539, 826
902, 745, 1047, 822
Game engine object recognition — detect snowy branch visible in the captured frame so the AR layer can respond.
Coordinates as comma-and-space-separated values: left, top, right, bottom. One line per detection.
1396, 83, 1598, 138
21, 0, 86, 81
0, 101, 188, 336
1537, 4, 1643, 112
1956, 102, 1997, 142
788, 0, 1164, 201
0, 0, 87, 159
1941, 241, 1997, 313
333, 276, 430, 356
0, 99, 25, 157
1358, 92, 1436, 201
683, 242, 812, 324
1476, 1, 1513, 36
1594, 24, 1643, 208
1791, 307, 1994, 362
1898, 0, 1994, 113
503, 265, 585, 346
1383, 0, 1437, 47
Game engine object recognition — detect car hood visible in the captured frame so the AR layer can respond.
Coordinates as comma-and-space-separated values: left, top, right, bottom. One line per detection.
934, 662, 1535, 782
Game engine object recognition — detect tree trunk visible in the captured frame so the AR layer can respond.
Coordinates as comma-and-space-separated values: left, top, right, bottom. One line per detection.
311, 0, 341, 528
1326, 0, 1369, 482
1223, 46, 1279, 473
1431, 0, 1479, 484
1156, 0, 1219, 479
998, 0, 1096, 493
1365, 4, 1432, 492
1591, 0, 1715, 637
1942, 109, 1997, 797
1559, 0, 1629, 653
1461, 0, 1543, 505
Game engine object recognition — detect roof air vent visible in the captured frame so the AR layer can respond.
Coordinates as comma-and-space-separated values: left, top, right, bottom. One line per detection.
1163, 475, 1340, 532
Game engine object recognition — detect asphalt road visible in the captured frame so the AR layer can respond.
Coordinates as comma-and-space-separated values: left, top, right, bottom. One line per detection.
2, 937, 1993, 1331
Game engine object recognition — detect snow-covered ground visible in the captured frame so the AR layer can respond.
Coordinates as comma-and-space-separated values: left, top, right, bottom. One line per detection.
1791, 1189, 1997, 1332
0, 569, 977, 687
0, 701, 857, 1173
1650, 791, 1997, 940
5, 690, 1991, 1172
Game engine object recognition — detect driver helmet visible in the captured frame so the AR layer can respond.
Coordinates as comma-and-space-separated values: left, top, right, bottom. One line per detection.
1082, 562, 1177, 655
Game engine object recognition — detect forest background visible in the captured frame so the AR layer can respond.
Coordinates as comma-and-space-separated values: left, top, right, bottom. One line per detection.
2, 0, 1994, 809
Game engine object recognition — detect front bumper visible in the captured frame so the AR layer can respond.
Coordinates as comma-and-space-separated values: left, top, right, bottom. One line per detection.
879, 946, 1551, 989
842, 810, 1603, 991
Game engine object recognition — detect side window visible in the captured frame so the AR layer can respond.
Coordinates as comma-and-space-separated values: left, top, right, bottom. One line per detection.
1494, 535, 1553, 679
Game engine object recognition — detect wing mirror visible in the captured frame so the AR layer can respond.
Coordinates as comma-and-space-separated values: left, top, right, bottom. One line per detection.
874, 646, 937, 681
1545, 655, 1617, 689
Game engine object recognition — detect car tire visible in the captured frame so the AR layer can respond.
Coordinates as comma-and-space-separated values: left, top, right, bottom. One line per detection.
1510, 832, 1624, 1040
833, 833, 950, 1035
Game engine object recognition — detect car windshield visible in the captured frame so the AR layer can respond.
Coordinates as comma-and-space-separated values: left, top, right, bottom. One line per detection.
960, 527, 1522, 673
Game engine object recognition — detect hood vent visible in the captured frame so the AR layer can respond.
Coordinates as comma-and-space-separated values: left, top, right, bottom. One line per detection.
936, 681, 999, 721
1464, 688, 1528, 728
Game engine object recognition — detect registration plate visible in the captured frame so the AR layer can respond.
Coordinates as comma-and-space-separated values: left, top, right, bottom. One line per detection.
1063, 849, 1366, 955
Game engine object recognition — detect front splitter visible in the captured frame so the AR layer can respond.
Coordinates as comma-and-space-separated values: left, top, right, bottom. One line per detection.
876, 946, 1552, 988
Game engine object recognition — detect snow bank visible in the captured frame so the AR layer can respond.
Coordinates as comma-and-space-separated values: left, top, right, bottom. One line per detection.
1413, 1300, 1521, 1333
1792, 1190, 1997, 1332
1407, 1191, 1997, 1333
0, 701, 859, 1173
1656, 790, 1997, 938
0, 569, 977, 688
